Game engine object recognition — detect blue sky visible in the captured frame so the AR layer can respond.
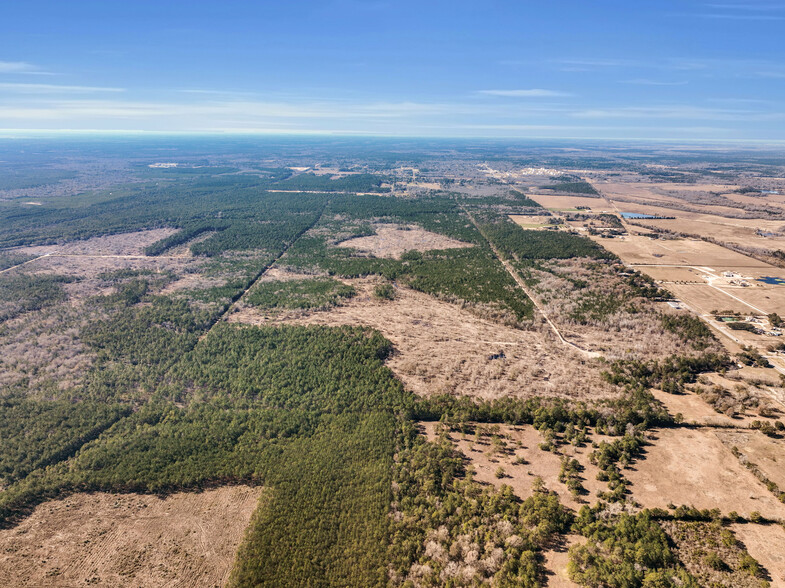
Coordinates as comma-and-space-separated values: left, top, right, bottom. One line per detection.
1, 0, 784, 140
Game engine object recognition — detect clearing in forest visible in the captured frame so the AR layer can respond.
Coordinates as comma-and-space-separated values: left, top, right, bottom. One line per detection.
624, 428, 785, 520
0, 485, 263, 588
336, 223, 472, 258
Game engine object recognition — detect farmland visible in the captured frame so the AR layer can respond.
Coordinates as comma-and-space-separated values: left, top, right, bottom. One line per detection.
2, 138, 785, 587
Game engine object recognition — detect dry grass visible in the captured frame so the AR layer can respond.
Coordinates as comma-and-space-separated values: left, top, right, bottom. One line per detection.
0, 485, 263, 588
625, 428, 785, 520
12, 228, 178, 257
420, 422, 606, 511
715, 429, 785, 491
540, 535, 584, 587
230, 278, 620, 402
730, 523, 785, 586
337, 224, 472, 259
591, 234, 771, 268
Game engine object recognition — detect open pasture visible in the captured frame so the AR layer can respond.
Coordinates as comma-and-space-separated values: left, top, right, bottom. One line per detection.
625, 428, 785, 520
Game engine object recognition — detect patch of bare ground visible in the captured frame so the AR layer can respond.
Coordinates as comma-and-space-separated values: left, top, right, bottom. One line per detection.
715, 429, 785, 491
419, 423, 607, 511
731, 523, 785, 586
0, 485, 263, 588
541, 535, 584, 588
337, 223, 472, 259
625, 428, 785, 520
256, 266, 325, 282
651, 389, 744, 427
12, 228, 178, 257
160, 273, 226, 295
229, 278, 619, 401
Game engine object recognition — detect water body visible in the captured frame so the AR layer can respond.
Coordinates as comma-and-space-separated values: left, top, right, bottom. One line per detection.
758, 276, 785, 285
620, 212, 658, 219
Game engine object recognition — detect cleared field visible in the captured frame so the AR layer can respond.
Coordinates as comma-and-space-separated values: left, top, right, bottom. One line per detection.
15, 253, 197, 280
12, 229, 178, 257
638, 266, 704, 282
625, 428, 785, 520
730, 523, 785, 586
650, 389, 741, 427
715, 429, 785, 490
420, 422, 606, 511
597, 181, 754, 218
591, 234, 771, 267
230, 278, 618, 401
337, 224, 471, 258
526, 194, 610, 211
0, 485, 263, 588
666, 283, 760, 315
509, 214, 560, 229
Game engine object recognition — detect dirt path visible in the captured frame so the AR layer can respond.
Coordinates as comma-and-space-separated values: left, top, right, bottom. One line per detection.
0, 252, 54, 274
459, 204, 600, 359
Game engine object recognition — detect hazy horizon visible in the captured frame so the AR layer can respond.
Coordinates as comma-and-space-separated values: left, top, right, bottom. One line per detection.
2, 1, 784, 141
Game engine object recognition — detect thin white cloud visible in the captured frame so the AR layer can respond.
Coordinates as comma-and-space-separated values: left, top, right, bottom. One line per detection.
0, 61, 38, 73
571, 105, 785, 122
478, 89, 573, 97
620, 79, 689, 86
696, 12, 785, 20
0, 61, 53, 75
706, 3, 785, 10
0, 83, 125, 93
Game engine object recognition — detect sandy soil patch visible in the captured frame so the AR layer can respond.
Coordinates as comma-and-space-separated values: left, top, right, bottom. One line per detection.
625, 428, 785, 520
336, 224, 472, 259
0, 485, 263, 588
730, 523, 785, 586
541, 535, 584, 588
230, 279, 618, 401
13, 229, 178, 257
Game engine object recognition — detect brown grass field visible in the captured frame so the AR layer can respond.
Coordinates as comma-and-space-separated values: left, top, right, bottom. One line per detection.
591, 234, 771, 268
337, 224, 472, 258
525, 194, 611, 211
0, 485, 263, 587
715, 429, 785, 490
625, 428, 785, 520
540, 535, 584, 587
730, 523, 785, 586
